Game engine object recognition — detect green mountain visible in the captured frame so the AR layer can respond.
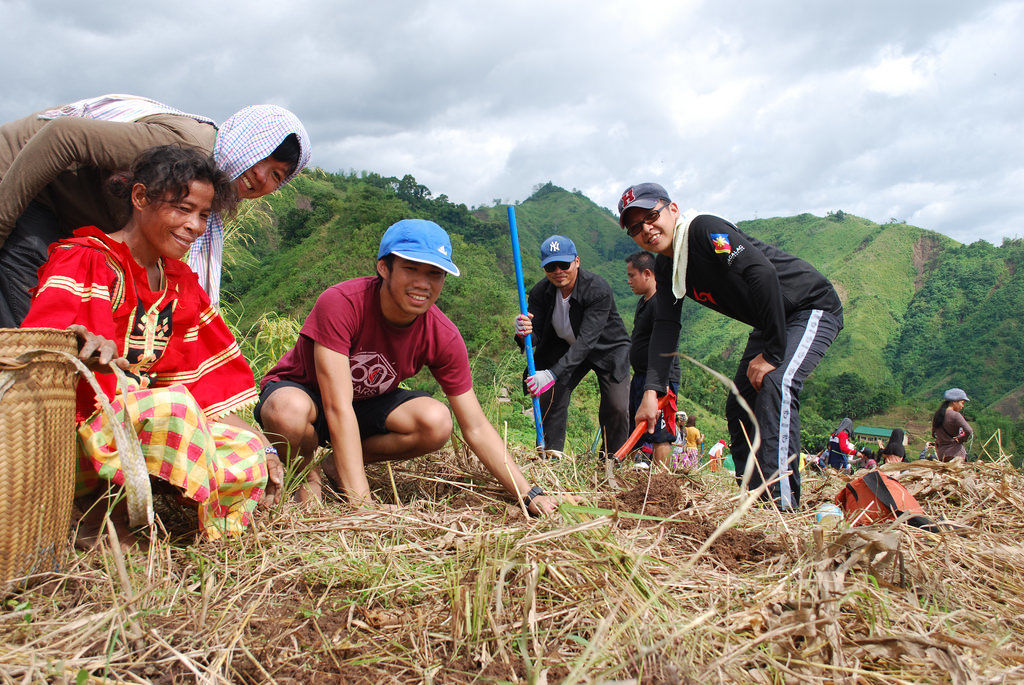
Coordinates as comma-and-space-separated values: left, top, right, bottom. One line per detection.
223, 172, 1024, 457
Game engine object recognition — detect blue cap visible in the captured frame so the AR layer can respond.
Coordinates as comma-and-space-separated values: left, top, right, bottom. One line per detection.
377, 219, 460, 276
539, 235, 577, 267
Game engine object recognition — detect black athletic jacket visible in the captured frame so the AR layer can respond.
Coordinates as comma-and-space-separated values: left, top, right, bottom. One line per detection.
518, 268, 631, 383
645, 215, 843, 394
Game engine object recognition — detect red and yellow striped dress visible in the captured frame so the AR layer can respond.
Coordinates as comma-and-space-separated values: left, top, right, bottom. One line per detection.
23, 227, 266, 538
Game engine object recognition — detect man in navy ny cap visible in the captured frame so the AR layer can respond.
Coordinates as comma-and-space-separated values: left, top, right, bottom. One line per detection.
618, 183, 843, 510
257, 219, 562, 515
514, 234, 631, 456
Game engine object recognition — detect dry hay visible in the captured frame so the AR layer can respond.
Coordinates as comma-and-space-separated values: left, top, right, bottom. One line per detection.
0, 451, 1023, 684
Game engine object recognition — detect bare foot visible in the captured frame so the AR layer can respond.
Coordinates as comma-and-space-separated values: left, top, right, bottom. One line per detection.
294, 466, 324, 508
73, 497, 142, 551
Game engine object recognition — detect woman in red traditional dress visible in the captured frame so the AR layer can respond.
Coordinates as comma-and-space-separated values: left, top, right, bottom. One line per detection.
22, 145, 283, 542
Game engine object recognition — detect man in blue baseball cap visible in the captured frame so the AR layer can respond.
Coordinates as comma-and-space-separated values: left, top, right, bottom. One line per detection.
514, 234, 631, 456
257, 219, 562, 516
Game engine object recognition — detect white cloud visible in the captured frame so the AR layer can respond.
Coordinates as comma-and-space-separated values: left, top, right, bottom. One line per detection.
1, 0, 1022, 244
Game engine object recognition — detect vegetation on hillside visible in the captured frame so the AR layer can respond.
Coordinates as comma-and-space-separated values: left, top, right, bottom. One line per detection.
222, 172, 1024, 461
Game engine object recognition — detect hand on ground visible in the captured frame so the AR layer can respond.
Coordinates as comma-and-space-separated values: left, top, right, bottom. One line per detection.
259, 450, 285, 509
528, 494, 560, 516
528, 493, 579, 517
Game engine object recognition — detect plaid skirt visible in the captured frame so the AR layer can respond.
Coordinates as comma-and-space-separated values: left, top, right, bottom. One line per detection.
672, 445, 700, 471
77, 384, 267, 539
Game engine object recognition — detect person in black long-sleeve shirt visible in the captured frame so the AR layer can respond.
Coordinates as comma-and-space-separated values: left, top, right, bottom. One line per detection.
625, 251, 680, 468
514, 235, 631, 456
618, 183, 843, 509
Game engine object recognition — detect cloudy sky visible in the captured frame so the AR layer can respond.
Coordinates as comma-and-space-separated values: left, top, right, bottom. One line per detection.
2, 0, 1021, 244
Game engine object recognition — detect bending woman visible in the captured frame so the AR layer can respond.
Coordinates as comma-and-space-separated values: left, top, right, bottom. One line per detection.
932, 388, 972, 462
0, 93, 311, 324
22, 145, 283, 540
825, 418, 860, 470
877, 428, 907, 464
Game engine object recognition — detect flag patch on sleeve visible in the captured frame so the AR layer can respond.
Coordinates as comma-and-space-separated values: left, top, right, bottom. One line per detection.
710, 233, 731, 254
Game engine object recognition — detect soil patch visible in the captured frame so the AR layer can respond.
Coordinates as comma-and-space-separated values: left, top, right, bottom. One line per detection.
602, 473, 786, 570
615, 473, 684, 517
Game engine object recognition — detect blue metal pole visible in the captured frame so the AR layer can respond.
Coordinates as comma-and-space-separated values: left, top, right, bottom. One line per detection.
507, 206, 545, 449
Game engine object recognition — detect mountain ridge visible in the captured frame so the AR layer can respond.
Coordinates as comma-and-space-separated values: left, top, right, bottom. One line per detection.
223, 172, 1024, 456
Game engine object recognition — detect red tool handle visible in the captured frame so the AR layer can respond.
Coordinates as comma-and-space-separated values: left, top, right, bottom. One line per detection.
612, 394, 672, 461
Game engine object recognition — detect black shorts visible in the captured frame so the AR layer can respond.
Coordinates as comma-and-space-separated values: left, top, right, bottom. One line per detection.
255, 380, 431, 446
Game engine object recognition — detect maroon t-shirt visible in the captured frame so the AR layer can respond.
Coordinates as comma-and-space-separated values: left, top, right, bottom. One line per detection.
262, 277, 473, 400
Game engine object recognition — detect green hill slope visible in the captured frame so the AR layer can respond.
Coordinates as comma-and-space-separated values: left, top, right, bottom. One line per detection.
222, 171, 1024, 456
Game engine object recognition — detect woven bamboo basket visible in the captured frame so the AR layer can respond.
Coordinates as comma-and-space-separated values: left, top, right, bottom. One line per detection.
0, 327, 78, 588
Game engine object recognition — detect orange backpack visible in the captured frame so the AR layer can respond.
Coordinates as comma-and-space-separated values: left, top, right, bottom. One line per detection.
835, 471, 936, 530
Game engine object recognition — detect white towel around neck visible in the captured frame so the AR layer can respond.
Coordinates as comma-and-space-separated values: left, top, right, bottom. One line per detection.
669, 210, 726, 300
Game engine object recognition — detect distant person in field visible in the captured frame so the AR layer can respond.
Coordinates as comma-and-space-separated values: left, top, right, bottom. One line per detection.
826, 418, 861, 471
618, 182, 843, 510
683, 414, 704, 468
257, 220, 562, 516
624, 251, 679, 468
877, 428, 907, 464
707, 438, 727, 471
0, 93, 311, 325
514, 235, 631, 457
932, 388, 972, 461
22, 145, 283, 543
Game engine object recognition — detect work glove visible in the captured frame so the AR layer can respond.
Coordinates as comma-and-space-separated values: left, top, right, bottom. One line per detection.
514, 313, 532, 337
526, 369, 556, 396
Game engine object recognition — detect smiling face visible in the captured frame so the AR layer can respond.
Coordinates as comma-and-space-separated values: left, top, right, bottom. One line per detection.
131, 179, 214, 262
377, 255, 447, 325
623, 201, 678, 256
543, 256, 580, 295
235, 155, 294, 199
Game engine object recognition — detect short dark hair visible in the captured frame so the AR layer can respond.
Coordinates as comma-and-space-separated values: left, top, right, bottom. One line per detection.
110, 145, 237, 217
624, 251, 656, 273
270, 133, 301, 175
378, 254, 396, 272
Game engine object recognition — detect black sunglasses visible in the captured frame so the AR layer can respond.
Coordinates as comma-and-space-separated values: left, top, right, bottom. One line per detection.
625, 201, 670, 237
543, 261, 572, 273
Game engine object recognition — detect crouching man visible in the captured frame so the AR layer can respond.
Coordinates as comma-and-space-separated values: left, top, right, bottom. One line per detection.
256, 219, 561, 516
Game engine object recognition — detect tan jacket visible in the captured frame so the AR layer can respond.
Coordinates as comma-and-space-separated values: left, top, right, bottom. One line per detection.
0, 111, 217, 245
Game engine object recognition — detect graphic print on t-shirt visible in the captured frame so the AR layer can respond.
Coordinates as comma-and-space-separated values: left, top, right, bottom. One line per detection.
350, 351, 397, 399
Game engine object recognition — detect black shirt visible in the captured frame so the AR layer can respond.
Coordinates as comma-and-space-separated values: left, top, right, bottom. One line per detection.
646, 215, 843, 393
631, 294, 680, 385
520, 268, 631, 382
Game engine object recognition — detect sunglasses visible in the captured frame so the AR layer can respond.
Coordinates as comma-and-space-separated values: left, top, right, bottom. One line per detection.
543, 261, 572, 273
625, 202, 670, 237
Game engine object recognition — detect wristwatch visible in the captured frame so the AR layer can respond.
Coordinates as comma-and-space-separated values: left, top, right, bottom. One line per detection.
522, 485, 546, 516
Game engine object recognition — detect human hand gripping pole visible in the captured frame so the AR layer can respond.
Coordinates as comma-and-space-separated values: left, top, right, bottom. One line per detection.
507, 206, 545, 449
526, 369, 555, 396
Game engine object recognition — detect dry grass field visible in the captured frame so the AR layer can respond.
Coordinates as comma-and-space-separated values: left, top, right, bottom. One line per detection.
1, 445, 1022, 684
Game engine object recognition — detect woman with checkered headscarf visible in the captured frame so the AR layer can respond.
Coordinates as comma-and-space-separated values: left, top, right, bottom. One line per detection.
0, 94, 311, 322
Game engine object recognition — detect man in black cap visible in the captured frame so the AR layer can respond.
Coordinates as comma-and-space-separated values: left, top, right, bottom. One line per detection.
618, 183, 843, 509
514, 234, 631, 456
